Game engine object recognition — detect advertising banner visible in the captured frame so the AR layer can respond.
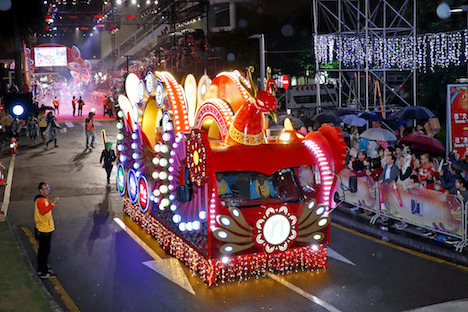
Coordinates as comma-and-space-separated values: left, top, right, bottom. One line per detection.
339, 170, 463, 235
447, 84, 468, 155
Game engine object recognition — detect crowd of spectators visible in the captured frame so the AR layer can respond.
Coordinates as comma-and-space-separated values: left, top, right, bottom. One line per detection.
340, 118, 468, 244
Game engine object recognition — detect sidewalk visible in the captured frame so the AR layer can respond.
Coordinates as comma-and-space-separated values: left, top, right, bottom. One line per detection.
0, 220, 59, 312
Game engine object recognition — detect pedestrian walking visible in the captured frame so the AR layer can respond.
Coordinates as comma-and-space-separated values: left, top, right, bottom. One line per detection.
34, 182, 59, 279
1, 111, 13, 138
78, 96, 85, 116
26, 112, 40, 143
106, 96, 114, 118
45, 113, 60, 148
102, 95, 107, 116
85, 112, 95, 149
100, 142, 116, 184
37, 109, 47, 141
53, 97, 59, 115
72, 96, 77, 117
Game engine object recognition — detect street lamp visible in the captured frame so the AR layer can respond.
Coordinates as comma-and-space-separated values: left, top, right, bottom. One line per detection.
123, 55, 132, 73
249, 34, 266, 91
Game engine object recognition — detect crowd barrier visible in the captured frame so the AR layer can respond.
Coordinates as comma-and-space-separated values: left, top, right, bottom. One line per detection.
336, 169, 467, 253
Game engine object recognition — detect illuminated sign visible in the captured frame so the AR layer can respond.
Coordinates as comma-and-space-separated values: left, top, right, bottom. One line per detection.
35, 47, 68, 67
127, 169, 138, 204
117, 163, 126, 196
138, 174, 150, 213
255, 206, 297, 253
263, 214, 290, 245
155, 82, 164, 107
145, 72, 154, 96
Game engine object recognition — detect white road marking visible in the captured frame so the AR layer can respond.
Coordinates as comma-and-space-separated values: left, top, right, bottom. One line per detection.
1, 154, 16, 217
113, 217, 195, 295
65, 122, 74, 128
268, 273, 343, 312
327, 247, 356, 266
403, 299, 468, 311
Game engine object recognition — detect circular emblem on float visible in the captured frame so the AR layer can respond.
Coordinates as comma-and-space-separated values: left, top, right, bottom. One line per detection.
255, 206, 297, 253
138, 175, 149, 213
117, 163, 126, 196
263, 214, 291, 245
155, 82, 164, 108
127, 169, 138, 204
145, 72, 154, 95
138, 80, 145, 103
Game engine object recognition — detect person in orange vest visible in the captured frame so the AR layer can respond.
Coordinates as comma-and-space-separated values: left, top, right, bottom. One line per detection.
34, 182, 59, 279
53, 97, 59, 115
71, 96, 77, 117
85, 112, 95, 149
102, 95, 107, 117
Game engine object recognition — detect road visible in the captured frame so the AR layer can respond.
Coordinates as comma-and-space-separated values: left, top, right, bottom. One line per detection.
3, 118, 468, 312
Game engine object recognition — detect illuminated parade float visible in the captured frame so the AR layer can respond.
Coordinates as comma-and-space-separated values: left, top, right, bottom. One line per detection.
115, 68, 347, 285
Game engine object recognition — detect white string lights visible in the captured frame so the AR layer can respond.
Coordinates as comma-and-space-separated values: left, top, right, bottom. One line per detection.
315, 30, 466, 72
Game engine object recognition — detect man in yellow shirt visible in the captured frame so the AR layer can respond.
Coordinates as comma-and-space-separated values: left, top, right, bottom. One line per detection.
216, 173, 232, 196
250, 174, 277, 199
34, 182, 59, 279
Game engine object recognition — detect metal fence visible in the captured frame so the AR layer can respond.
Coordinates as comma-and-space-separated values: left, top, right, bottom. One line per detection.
336, 170, 467, 253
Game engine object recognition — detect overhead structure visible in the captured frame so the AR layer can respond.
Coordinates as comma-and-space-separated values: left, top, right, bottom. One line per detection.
313, 0, 417, 114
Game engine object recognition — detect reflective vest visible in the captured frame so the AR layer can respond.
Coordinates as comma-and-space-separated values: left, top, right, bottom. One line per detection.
34, 196, 55, 233
85, 118, 94, 131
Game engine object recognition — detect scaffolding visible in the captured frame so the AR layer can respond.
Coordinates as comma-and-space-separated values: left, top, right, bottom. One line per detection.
313, 0, 417, 115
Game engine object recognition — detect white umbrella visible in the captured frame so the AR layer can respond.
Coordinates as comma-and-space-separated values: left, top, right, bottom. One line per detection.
360, 128, 397, 141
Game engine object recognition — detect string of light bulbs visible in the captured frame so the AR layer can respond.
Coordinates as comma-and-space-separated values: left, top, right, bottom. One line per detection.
315, 30, 467, 72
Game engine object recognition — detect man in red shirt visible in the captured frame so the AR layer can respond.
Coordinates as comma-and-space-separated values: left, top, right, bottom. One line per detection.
34, 182, 59, 279
417, 153, 436, 186
71, 96, 77, 117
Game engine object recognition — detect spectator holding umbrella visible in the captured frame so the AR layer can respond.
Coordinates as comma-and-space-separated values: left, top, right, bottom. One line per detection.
396, 119, 409, 141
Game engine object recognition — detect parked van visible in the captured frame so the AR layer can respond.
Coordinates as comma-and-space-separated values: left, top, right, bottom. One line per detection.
284, 84, 338, 113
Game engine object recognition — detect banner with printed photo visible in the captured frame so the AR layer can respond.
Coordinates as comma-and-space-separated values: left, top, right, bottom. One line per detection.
339, 170, 463, 235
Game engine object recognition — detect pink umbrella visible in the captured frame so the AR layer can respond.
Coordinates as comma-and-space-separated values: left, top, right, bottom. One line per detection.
400, 134, 445, 154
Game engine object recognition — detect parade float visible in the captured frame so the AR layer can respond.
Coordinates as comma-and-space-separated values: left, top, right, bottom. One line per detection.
115, 67, 347, 285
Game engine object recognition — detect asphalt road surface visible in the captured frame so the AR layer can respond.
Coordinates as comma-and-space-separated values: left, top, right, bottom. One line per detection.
4, 119, 468, 312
